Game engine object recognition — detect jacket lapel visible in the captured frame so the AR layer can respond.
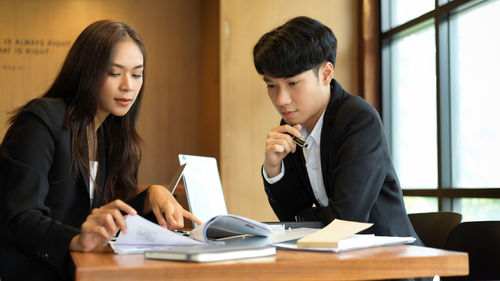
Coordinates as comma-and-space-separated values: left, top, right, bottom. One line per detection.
281, 80, 347, 205
76, 127, 91, 196
76, 137, 93, 211
93, 128, 107, 207
320, 80, 346, 197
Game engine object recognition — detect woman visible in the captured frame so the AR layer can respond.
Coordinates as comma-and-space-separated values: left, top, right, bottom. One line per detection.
0, 20, 200, 280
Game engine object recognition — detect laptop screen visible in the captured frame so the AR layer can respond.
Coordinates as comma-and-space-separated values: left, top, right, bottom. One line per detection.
178, 154, 228, 225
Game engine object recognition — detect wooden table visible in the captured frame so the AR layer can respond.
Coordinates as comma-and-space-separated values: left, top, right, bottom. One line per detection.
71, 245, 468, 281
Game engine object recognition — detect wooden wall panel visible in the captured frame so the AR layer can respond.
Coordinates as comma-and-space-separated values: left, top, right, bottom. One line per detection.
220, 0, 359, 221
200, 0, 220, 160
360, 0, 381, 113
1, 0, 360, 223
0, 0, 201, 186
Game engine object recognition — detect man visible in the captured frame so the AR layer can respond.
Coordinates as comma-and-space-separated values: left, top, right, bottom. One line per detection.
253, 16, 421, 241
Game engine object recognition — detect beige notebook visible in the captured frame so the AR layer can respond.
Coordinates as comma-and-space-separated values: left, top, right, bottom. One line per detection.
297, 219, 373, 248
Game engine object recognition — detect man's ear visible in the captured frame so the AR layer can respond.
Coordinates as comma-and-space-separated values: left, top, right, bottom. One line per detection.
320, 62, 334, 85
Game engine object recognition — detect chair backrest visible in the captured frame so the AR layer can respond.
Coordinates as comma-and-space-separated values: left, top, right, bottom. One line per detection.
408, 211, 462, 249
443, 221, 500, 281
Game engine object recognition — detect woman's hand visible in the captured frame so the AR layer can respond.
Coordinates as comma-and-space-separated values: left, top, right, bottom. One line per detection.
70, 200, 136, 252
146, 184, 201, 229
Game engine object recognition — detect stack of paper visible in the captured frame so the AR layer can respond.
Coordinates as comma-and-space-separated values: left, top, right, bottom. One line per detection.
109, 214, 273, 254
274, 219, 416, 252
109, 215, 204, 254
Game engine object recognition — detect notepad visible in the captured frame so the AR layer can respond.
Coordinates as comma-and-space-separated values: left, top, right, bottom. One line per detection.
297, 219, 373, 248
291, 219, 416, 252
145, 245, 276, 262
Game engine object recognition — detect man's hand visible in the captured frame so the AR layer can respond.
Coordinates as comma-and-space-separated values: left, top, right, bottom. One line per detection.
264, 124, 303, 178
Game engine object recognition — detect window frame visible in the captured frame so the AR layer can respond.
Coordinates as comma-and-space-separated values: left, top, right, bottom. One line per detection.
376, 0, 500, 213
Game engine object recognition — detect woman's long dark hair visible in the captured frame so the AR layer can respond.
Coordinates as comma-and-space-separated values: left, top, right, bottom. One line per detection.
2, 20, 146, 203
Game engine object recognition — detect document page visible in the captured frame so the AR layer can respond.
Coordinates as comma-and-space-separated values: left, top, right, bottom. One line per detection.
190, 214, 271, 243
109, 215, 204, 254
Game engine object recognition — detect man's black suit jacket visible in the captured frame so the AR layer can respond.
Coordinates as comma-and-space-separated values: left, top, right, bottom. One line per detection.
0, 98, 148, 280
263, 79, 421, 241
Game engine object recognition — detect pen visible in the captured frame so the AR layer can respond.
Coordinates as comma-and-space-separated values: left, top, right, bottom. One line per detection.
287, 133, 308, 148
174, 230, 191, 236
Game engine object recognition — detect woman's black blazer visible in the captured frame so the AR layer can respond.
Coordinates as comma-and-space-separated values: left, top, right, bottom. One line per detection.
0, 98, 147, 280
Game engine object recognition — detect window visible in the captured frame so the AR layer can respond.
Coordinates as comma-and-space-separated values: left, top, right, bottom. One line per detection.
381, 0, 500, 221
449, 2, 500, 188
388, 20, 437, 190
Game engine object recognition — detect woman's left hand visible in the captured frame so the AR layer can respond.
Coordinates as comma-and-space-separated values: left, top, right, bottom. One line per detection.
146, 184, 202, 229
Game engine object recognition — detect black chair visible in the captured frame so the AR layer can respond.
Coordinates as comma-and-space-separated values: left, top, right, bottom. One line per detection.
442, 221, 500, 281
408, 211, 462, 249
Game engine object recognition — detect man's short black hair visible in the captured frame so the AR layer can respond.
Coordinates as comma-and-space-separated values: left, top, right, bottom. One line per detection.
253, 16, 337, 78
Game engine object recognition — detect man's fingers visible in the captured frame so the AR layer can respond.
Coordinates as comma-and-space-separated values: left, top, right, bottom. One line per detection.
266, 139, 294, 154
268, 131, 297, 151
274, 124, 302, 138
267, 131, 296, 145
267, 134, 293, 145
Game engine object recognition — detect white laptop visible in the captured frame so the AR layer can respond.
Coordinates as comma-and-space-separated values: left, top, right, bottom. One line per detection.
178, 154, 228, 225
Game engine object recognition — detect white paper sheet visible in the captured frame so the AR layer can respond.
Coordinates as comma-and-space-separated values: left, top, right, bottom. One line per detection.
109, 215, 204, 254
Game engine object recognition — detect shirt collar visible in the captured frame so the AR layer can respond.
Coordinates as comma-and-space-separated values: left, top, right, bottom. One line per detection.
301, 109, 326, 147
